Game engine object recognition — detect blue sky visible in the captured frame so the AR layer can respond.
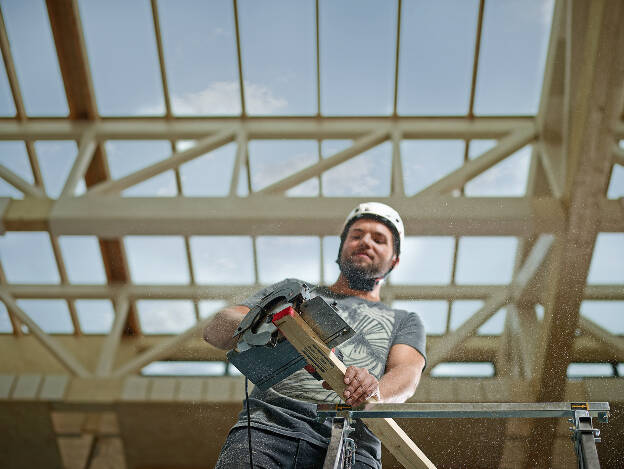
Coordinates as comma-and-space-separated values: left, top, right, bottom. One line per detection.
0, 1, 621, 377
0, 0, 555, 117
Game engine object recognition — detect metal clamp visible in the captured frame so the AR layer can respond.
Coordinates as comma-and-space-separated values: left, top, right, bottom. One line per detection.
322, 413, 357, 469
569, 410, 602, 469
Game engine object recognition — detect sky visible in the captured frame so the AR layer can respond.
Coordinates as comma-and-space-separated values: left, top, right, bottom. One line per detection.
0, 0, 621, 377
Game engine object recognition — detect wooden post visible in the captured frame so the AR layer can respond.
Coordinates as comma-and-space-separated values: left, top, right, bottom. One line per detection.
273, 307, 436, 469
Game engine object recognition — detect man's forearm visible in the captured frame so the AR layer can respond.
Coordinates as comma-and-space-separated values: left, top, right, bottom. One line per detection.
377, 364, 422, 403
203, 305, 250, 350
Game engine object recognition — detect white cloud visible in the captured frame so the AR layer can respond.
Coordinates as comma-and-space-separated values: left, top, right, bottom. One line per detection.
465, 146, 531, 196
245, 82, 288, 114
169, 81, 287, 115
138, 300, 195, 334
253, 151, 316, 190
322, 154, 386, 196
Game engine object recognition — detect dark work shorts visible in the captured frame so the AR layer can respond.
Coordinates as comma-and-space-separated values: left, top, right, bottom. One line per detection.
214, 426, 379, 469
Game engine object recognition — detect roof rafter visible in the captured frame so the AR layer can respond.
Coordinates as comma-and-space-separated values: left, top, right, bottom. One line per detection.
45, 0, 141, 337
0, 288, 90, 376
0, 117, 537, 141
0, 2, 25, 117
0, 164, 46, 198
86, 129, 235, 196
257, 130, 388, 195
425, 234, 554, 372
413, 126, 536, 197
34, 196, 570, 237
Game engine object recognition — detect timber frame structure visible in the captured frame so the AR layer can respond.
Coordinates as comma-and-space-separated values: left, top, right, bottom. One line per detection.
0, 0, 623, 468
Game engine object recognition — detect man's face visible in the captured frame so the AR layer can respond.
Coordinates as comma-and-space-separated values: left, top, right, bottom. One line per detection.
339, 218, 397, 279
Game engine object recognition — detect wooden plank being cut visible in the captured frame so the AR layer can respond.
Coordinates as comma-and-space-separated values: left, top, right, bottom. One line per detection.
273, 307, 436, 469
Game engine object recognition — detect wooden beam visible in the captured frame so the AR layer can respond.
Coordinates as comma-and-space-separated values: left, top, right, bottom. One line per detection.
527, 1, 624, 465
535, 0, 567, 201
0, 283, 509, 302
111, 315, 218, 377
60, 127, 97, 198
257, 130, 388, 195
532, 0, 624, 406
508, 303, 539, 380
87, 130, 235, 195
228, 131, 247, 197
41, 196, 568, 236
578, 316, 624, 358
537, 142, 563, 199
509, 234, 554, 299
427, 234, 553, 372
613, 143, 624, 166
95, 296, 129, 377
0, 289, 90, 377
45, 0, 96, 119
1, 334, 620, 376
150, 0, 172, 118
48, 234, 82, 336
273, 308, 436, 469
426, 290, 510, 371
392, 0, 402, 116
467, 0, 485, 117
46, 0, 140, 337
232, 0, 246, 116
391, 129, 404, 196
0, 164, 46, 198
0, 117, 536, 141
0, 2, 25, 117
3, 282, 621, 303
498, 144, 548, 378
414, 126, 536, 197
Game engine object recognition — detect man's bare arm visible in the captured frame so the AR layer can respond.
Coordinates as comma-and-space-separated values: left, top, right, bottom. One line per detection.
325, 343, 425, 406
203, 305, 250, 350
377, 343, 425, 403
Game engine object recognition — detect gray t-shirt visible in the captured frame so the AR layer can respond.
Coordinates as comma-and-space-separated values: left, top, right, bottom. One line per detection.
231, 279, 426, 467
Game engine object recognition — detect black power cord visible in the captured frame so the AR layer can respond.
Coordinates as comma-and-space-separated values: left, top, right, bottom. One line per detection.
245, 377, 254, 468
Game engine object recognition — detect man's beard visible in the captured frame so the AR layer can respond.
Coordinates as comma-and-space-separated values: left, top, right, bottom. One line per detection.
337, 254, 390, 292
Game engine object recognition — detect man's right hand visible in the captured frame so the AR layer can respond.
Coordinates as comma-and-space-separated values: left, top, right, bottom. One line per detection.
203, 305, 250, 350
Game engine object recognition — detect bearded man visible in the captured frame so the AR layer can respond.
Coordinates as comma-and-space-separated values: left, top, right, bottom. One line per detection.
204, 202, 426, 468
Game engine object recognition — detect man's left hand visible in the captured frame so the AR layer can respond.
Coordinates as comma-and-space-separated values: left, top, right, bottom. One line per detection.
322, 365, 380, 406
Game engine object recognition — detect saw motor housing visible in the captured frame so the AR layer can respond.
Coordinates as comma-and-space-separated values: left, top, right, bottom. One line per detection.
226, 280, 354, 390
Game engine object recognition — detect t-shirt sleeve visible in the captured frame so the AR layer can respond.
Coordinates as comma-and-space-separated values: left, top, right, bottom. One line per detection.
393, 310, 427, 369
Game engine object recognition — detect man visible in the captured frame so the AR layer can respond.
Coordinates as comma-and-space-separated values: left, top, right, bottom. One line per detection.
204, 202, 426, 468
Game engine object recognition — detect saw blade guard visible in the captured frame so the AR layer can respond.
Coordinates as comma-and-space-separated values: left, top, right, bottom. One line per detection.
226, 280, 354, 390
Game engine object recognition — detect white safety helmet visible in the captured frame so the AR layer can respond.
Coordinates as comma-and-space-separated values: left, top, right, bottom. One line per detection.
339, 202, 405, 255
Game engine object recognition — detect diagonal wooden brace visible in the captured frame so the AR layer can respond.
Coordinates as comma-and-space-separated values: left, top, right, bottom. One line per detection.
272, 307, 436, 469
